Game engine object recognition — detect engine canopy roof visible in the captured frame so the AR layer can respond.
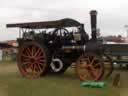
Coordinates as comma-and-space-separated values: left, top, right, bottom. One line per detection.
6, 18, 82, 29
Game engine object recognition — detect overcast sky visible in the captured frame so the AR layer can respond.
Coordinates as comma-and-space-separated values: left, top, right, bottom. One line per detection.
0, 0, 128, 41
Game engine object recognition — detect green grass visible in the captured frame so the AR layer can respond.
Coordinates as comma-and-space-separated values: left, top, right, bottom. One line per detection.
0, 60, 16, 65
0, 63, 127, 96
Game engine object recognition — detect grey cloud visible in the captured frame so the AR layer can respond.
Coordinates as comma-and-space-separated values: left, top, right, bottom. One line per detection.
0, 0, 127, 40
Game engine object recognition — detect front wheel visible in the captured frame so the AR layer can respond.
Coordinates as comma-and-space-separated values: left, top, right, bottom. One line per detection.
76, 52, 104, 81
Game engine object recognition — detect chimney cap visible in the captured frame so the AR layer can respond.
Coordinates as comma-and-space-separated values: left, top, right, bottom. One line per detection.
90, 10, 97, 15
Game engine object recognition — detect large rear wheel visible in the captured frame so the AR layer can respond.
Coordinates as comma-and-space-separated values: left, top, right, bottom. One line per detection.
18, 41, 48, 79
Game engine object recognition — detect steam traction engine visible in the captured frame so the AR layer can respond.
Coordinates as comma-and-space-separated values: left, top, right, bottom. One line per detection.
6, 10, 113, 81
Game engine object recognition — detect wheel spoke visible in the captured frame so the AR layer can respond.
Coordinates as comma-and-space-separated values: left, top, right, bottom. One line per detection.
92, 69, 98, 78
38, 62, 44, 65
89, 63, 101, 79
21, 53, 31, 58
25, 50, 30, 56
31, 64, 35, 73
36, 63, 42, 72
29, 63, 33, 70
37, 56, 45, 59
31, 46, 34, 56
35, 48, 41, 56
88, 69, 96, 78
31, 46, 36, 56
37, 51, 42, 56
39, 59, 45, 63
87, 57, 91, 63
26, 48, 32, 56
90, 57, 96, 65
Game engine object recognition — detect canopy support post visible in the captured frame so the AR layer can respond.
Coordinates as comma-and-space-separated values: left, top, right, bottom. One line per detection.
19, 28, 22, 38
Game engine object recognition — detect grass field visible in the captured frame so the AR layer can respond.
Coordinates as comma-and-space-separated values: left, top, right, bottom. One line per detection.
0, 61, 128, 96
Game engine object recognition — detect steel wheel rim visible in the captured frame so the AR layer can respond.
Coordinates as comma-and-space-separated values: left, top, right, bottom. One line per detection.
76, 53, 104, 81
18, 42, 47, 79
102, 54, 113, 78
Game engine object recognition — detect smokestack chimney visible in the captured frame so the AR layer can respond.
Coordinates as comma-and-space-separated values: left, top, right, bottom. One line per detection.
90, 10, 97, 40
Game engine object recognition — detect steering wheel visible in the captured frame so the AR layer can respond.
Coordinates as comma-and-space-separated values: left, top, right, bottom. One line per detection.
52, 28, 70, 43
53, 28, 70, 37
